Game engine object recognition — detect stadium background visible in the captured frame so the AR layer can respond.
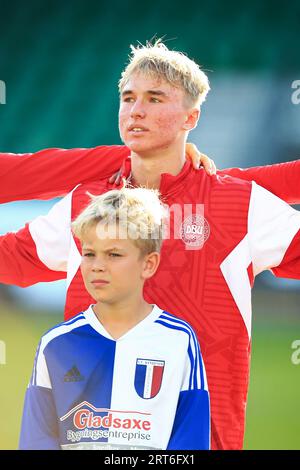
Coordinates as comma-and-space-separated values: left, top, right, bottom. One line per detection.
0, 0, 299, 449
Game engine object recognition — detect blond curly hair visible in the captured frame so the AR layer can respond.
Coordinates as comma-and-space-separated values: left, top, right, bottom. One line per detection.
72, 187, 167, 255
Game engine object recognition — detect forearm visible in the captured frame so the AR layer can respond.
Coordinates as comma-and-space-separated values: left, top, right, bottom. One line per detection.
219, 159, 300, 204
0, 145, 129, 203
19, 386, 60, 450
0, 228, 66, 287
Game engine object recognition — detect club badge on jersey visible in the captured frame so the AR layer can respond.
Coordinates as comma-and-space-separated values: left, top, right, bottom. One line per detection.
134, 359, 165, 399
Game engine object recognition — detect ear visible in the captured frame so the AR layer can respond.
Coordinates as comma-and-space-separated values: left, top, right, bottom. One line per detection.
141, 252, 161, 280
182, 108, 200, 131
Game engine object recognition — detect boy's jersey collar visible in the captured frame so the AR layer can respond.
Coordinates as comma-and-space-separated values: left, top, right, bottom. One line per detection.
84, 304, 162, 342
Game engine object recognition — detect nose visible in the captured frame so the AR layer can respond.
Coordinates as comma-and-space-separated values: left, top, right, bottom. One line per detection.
91, 257, 106, 272
130, 99, 146, 119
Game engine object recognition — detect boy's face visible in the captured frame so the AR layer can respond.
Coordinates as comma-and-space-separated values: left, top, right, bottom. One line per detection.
118, 72, 191, 155
80, 223, 159, 305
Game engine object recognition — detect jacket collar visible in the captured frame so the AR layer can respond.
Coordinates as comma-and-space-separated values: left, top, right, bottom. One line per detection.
110, 157, 200, 199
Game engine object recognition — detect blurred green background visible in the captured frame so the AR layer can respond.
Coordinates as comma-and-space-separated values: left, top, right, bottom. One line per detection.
0, 0, 300, 152
0, 0, 300, 449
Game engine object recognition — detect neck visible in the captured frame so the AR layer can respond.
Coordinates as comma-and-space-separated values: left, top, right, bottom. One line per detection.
130, 142, 186, 189
93, 295, 152, 339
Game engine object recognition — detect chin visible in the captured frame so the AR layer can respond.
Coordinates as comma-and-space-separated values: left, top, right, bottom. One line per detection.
127, 142, 162, 155
123, 136, 151, 152
96, 294, 118, 303
90, 293, 109, 303
126, 142, 149, 153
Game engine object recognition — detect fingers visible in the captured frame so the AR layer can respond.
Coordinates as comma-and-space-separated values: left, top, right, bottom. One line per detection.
116, 171, 121, 186
210, 159, 217, 175
185, 143, 200, 169
108, 170, 122, 185
200, 153, 217, 175
185, 142, 217, 175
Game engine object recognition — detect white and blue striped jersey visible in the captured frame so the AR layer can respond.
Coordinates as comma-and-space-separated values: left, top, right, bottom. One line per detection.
19, 305, 210, 450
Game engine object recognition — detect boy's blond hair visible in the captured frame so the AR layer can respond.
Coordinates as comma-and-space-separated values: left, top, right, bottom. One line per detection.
119, 39, 210, 108
72, 187, 166, 255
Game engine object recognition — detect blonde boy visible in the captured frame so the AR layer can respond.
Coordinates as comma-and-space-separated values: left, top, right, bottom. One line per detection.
19, 187, 210, 450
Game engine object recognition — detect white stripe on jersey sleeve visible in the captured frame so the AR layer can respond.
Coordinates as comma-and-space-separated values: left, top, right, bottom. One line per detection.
180, 340, 208, 392
34, 315, 88, 388
198, 348, 209, 391
181, 352, 193, 392
33, 349, 51, 388
67, 233, 82, 288
29, 188, 76, 272
220, 235, 252, 339
248, 182, 300, 276
156, 313, 202, 391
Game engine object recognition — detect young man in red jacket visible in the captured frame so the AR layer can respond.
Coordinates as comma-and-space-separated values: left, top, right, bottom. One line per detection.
1, 41, 300, 450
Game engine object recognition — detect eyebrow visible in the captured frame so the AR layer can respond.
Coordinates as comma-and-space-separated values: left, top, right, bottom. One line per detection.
104, 247, 123, 252
121, 89, 168, 97
82, 246, 124, 252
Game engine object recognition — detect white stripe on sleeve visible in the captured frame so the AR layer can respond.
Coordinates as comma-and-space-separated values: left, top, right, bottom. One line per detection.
248, 182, 300, 276
29, 190, 75, 272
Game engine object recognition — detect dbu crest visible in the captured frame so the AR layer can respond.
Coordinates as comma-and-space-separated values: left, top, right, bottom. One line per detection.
180, 214, 210, 250
134, 358, 165, 399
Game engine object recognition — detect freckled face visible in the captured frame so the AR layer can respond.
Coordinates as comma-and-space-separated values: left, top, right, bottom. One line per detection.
118, 72, 189, 155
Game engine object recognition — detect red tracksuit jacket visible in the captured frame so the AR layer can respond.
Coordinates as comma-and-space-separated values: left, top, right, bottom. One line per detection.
1, 147, 300, 449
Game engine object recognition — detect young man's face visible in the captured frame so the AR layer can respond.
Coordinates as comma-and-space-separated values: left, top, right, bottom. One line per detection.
80, 224, 158, 305
119, 72, 190, 155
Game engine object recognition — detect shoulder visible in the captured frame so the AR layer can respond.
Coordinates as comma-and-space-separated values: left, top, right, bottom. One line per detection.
211, 172, 253, 194
155, 311, 205, 386
39, 312, 89, 354
154, 310, 198, 342
192, 166, 252, 190
187, 169, 252, 206
194, 170, 253, 213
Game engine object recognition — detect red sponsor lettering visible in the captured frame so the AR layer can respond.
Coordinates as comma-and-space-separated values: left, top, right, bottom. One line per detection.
102, 414, 112, 427
113, 418, 121, 428
123, 419, 131, 429
132, 419, 141, 429
143, 420, 151, 431
74, 409, 90, 430
73, 409, 152, 431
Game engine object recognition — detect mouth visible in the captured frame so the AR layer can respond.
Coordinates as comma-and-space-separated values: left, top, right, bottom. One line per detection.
128, 125, 149, 133
91, 280, 109, 286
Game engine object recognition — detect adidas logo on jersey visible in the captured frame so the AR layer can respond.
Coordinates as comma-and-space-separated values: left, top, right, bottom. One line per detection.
64, 365, 84, 382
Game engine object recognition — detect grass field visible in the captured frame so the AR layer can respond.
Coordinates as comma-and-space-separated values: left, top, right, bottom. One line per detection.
0, 290, 299, 450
